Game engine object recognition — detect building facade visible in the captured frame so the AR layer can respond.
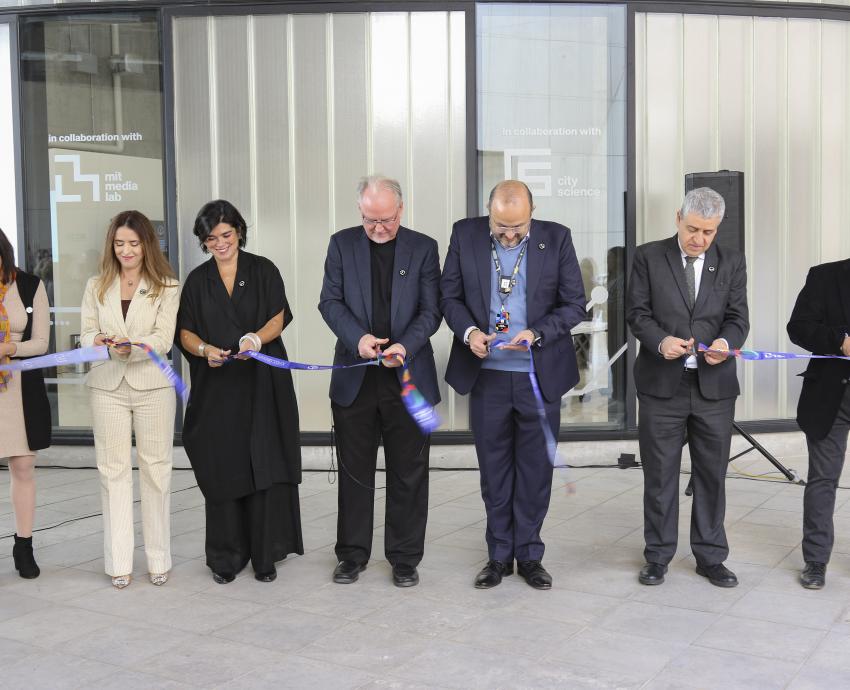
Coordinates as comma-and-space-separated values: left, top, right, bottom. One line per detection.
1, 0, 849, 442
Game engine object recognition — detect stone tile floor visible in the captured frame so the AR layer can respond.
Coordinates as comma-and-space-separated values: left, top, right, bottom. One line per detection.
2, 442, 850, 689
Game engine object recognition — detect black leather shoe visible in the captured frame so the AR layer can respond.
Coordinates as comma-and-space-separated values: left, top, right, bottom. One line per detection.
696, 562, 738, 588
517, 560, 552, 590
12, 534, 40, 579
255, 569, 277, 583
800, 562, 826, 590
212, 571, 235, 584
474, 560, 513, 589
638, 562, 667, 585
392, 563, 419, 587
333, 560, 366, 584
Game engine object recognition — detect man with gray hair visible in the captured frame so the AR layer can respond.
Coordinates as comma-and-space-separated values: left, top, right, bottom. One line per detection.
626, 187, 749, 588
319, 175, 441, 588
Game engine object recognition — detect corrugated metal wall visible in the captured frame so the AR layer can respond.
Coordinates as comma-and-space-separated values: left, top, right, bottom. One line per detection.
172, 11, 467, 432
635, 13, 850, 420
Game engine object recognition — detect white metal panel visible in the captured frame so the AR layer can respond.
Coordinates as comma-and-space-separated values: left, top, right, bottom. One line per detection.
291, 13, 333, 431
173, 10, 466, 432
637, 12, 850, 421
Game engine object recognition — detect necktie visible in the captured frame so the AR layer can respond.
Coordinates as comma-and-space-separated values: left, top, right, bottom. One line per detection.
684, 256, 697, 308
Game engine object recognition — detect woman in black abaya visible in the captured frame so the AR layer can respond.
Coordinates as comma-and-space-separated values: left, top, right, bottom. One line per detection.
176, 200, 303, 583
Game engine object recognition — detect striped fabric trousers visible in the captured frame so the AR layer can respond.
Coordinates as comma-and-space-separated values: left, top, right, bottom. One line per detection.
89, 381, 176, 576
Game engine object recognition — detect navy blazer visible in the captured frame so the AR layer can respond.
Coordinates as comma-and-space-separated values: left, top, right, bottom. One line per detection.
440, 216, 586, 403
318, 225, 442, 407
626, 235, 749, 400
787, 259, 850, 440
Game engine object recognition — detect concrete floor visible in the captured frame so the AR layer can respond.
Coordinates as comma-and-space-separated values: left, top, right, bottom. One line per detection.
1, 437, 850, 689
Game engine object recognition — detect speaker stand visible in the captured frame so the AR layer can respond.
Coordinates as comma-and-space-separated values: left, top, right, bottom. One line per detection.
684, 422, 804, 496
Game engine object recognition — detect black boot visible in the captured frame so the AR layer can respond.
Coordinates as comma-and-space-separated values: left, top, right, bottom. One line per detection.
13, 534, 40, 579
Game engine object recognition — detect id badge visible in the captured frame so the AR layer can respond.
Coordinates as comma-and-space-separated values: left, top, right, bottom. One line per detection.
499, 277, 512, 294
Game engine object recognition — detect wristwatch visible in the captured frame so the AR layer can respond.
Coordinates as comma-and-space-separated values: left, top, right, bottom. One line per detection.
530, 328, 543, 347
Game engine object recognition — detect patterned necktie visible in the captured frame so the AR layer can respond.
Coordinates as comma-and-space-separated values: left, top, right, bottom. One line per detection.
684, 256, 697, 308
0, 279, 12, 391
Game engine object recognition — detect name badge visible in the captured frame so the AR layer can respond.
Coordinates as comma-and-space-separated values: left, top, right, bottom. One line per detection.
499, 277, 512, 294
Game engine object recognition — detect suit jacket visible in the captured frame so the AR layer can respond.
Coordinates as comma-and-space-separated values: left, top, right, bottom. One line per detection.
80, 274, 180, 391
626, 235, 749, 400
787, 259, 850, 440
440, 216, 586, 403
318, 225, 442, 407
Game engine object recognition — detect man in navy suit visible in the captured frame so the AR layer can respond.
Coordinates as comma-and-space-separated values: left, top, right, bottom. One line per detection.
440, 180, 586, 589
319, 175, 441, 588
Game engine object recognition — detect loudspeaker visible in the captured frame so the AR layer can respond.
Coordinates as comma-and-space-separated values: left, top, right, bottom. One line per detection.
684, 171, 745, 254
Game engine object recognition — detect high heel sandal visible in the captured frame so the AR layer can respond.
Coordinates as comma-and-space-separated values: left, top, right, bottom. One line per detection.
149, 572, 169, 586
111, 574, 132, 589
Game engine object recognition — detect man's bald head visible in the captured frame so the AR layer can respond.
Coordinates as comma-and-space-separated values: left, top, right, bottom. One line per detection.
487, 180, 534, 211
487, 180, 534, 248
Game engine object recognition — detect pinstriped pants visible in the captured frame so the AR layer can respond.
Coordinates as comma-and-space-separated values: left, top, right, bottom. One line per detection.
90, 381, 175, 576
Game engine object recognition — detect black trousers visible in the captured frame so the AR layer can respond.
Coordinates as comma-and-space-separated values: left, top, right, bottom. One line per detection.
332, 366, 430, 566
638, 370, 735, 566
803, 385, 850, 564
469, 369, 559, 563
205, 483, 304, 576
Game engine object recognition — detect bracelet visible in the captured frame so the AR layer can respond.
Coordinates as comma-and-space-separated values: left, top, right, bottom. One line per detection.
198, 342, 207, 357
239, 333, 262, 351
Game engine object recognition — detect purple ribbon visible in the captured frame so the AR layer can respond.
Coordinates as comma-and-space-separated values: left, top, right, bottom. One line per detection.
699, 343, 850, 361
491, 339, 561, 469
0, 345, 109, 372
236, 350, 440, 434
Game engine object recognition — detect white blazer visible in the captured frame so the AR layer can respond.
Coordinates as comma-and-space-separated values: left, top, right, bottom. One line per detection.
80, 275, 181, 392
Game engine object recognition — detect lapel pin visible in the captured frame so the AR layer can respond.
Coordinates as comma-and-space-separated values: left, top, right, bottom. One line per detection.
26, 306, 33, 313
708, 266, 716, 272
399, 269, 406, 276
139, 288, 148, 295
239, 280, 245, 287
538, 242, 546, 250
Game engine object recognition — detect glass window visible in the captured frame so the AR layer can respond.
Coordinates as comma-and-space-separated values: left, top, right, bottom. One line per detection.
477, 3, 628, 430
20, 12, 166, 433
0, 22, 17, 258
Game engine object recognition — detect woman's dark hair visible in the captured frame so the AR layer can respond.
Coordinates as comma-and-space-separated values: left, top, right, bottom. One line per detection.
193, 199, 248, 253
0, 227, 16, 284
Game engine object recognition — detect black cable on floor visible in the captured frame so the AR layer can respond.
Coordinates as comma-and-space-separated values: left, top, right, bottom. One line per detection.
0, 483, 200, 540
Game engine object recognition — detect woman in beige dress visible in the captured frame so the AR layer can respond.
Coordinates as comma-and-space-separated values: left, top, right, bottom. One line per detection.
0, 228, 50, 579
80, 211, 180, 589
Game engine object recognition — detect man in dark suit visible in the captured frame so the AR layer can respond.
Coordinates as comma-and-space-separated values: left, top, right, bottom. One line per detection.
319, 175, 441, 588
787, 260, 850, 589
440, 180, 586, 590
627, 187, 749, 588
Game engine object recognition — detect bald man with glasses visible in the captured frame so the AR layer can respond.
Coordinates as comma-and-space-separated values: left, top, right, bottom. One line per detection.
440, 180, 586, 589
319, 175, 441, 588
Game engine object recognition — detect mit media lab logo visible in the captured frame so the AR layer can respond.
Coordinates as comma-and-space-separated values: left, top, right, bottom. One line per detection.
53, 154, 100, 203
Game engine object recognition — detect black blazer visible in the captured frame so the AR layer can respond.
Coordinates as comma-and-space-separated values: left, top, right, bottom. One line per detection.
439, 216, 586, 403
16, 270, 52, 451
318, 226, 442, 407
626, 235, 749, 400
787, 259, 850, 440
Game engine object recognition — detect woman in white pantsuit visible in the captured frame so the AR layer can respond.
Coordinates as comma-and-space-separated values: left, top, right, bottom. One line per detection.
81, 210, 180, 589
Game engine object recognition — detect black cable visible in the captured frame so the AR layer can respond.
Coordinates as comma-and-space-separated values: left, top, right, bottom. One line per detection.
0, 483, 200, 540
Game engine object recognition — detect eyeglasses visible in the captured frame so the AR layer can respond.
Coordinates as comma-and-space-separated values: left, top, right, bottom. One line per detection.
362, 210, 400, 230
489, 218, 531, 234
